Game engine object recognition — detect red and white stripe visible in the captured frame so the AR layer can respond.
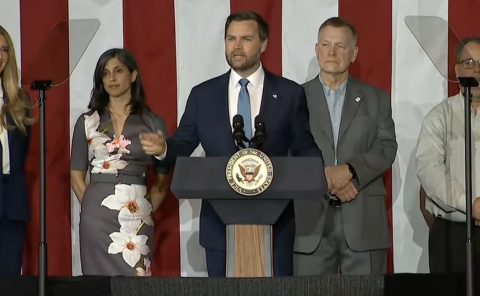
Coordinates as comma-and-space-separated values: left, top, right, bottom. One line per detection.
0, 0, 477, 276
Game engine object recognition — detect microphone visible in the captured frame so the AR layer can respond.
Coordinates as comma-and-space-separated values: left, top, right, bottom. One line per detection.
251, 116, 266, 150
232, 114, 248, 149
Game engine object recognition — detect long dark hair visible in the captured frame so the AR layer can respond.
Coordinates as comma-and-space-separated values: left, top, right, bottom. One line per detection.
88, 48, 148, 114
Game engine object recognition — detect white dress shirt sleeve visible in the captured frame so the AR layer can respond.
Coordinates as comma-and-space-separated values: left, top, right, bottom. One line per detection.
416, 106, 467, 213
154, 142, 167, 160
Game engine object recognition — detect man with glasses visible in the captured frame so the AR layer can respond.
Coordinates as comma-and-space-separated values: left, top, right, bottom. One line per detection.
416, 36, 480, 273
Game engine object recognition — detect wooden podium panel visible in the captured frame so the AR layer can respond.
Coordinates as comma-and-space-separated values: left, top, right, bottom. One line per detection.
226, 225, 273, 277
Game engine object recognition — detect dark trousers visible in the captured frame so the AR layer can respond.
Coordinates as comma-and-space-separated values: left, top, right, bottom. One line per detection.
429, 217, 480, 273
0, 218, 26, 275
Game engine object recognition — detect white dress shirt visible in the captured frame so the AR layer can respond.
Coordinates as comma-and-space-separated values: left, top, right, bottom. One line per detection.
0, 79, 10, 174
228, 64, 264, 134
416, 92, 479, 222
156, 64, 265, 159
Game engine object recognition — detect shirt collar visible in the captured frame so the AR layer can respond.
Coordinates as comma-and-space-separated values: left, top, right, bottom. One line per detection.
230, 63, 264, 88
318, 72, 348, 96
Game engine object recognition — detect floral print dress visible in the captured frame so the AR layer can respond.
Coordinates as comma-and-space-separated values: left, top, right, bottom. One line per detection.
70, 109, 168, 276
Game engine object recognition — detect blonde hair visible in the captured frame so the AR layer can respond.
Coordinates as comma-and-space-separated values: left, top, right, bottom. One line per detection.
0, 26, 35, 134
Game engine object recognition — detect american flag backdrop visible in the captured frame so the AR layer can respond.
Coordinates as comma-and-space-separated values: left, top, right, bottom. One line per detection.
0, 0, 476, 277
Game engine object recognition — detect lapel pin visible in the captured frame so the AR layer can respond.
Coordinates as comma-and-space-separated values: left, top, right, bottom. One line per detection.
355, 97, 361, 102
273, 94, 277, 98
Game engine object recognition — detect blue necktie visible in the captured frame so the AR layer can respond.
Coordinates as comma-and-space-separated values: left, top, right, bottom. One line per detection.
237, 78, 252, 144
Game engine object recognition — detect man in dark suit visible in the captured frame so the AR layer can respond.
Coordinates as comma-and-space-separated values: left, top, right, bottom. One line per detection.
141, 10, 324, 277
293, 17, 397, 275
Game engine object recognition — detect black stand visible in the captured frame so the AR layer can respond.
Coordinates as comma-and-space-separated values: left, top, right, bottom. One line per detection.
458, 76, 478, 296
30, 80, 52, 296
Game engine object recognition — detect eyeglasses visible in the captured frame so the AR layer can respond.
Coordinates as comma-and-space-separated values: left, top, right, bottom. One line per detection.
459, 58, 480, 69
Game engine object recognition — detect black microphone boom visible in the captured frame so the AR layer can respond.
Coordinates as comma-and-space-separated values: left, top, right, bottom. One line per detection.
232, 114, 248, 149
251, 116, 266, 150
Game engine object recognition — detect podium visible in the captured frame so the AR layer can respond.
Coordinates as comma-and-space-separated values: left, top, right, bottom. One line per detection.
170, 148, 327, 277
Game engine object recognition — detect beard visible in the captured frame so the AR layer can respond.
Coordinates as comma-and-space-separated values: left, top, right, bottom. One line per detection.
226, 51, 261, 73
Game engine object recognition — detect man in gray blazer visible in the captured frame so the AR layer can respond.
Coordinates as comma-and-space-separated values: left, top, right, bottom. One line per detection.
293, 17, 397, 275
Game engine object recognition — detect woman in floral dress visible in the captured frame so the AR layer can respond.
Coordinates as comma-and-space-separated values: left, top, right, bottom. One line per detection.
70, 48, 170, 276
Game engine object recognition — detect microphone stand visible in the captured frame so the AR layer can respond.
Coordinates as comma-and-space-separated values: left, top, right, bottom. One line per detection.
249, 137, 263, 151
233, 133, 248, 150
458, 76, 478, 296
235, 141, 246, 150
31, 79, 52, 296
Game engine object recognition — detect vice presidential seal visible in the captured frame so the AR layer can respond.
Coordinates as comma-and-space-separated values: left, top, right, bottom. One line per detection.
225, 148, 274, 196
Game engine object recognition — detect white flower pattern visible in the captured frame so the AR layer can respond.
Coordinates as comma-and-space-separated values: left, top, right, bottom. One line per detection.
107, 227, 150, 268
87, 131, 111, 159
84, 111, 153, 275
90, 148, 128, 174
101, 184, 153, 232
84, 112, 110, 159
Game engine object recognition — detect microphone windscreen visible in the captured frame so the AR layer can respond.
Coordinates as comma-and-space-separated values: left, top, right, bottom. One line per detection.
254, 116, 265, 128
233, 114, 244, 127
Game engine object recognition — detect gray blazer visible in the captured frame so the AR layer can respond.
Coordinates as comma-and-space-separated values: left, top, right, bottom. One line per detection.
294, 75, 397, 254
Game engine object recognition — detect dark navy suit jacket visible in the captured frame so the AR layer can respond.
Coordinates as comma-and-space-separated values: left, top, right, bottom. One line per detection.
0, 88, 32, 222
162, 69, 323, 251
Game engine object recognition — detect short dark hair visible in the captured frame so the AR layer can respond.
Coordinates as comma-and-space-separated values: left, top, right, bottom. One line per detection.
225, 10, 269, 41
455, 36, 480, 62
318, 17, 357, 45
88, 48, 149, 114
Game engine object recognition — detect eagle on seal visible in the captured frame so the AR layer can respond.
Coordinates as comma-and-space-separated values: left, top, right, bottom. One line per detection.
238, 164, 261, 182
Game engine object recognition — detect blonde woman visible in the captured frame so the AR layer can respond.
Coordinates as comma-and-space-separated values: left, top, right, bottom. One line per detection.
0, 26, 35, 275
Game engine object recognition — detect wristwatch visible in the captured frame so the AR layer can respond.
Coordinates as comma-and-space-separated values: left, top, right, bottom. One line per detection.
346, 163, 359, 188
